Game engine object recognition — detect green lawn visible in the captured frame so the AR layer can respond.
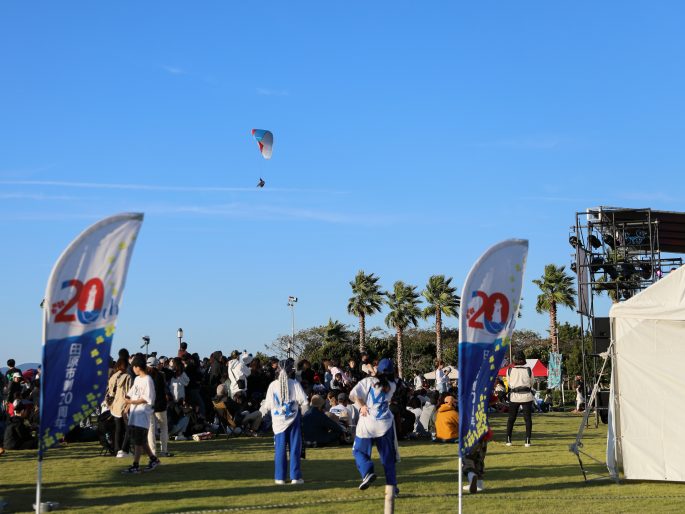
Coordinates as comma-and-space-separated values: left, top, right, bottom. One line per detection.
3, 412, 685, 513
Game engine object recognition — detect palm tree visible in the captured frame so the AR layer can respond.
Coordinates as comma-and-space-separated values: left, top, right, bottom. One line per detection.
323, 318, 347, 345
422, 275, 460, 361
385, 281, 422, 378
533, 264, 576, 353
347, 271, 385, 353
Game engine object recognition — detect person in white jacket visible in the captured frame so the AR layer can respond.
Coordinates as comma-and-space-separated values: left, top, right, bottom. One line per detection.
260, 359, 308, 485
227, 350, 252, 397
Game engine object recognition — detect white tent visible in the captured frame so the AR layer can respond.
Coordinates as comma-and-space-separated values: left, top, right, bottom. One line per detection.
608, 265, 685, 481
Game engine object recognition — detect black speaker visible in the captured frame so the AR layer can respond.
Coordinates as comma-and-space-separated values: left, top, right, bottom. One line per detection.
593, 317, 610, 354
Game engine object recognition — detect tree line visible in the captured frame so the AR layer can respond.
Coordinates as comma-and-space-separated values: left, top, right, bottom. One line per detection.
266, 264, 579, 379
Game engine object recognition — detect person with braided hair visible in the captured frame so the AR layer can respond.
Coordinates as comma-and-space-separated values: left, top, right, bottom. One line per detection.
259, 358, 309, 485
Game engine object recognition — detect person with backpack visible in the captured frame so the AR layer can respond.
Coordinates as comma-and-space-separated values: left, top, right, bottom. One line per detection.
505, 351, 534, 447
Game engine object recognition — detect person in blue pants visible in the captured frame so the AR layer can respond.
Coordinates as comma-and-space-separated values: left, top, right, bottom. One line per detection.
349, 358, 399, 492
260, 359, 309, 485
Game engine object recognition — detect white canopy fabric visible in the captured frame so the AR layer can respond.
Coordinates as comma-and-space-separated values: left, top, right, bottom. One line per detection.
609, 265, 685, 481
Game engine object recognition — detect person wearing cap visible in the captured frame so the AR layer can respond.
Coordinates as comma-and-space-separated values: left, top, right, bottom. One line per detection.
338, 392, 358, 426
7, 371, 24, 406
302, 394, 345, 447
349, 357, 399, 494
259, 359, 309, 485
506, 351, 534, 447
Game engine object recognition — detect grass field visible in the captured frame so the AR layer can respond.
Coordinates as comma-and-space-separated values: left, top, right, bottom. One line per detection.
3, 412, 685, 513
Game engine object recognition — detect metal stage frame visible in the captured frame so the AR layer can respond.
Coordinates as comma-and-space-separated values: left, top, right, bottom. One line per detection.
568, 206, 685, 482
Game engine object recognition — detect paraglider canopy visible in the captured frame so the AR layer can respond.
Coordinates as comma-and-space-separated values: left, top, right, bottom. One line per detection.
251, 129, 273, 160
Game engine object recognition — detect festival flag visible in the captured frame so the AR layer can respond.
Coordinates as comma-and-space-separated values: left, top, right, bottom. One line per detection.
548, 352, 563, 390
39, 213, 143, 453
458, 239, 528, 457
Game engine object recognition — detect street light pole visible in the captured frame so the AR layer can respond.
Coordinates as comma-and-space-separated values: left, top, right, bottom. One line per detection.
287, 296, 298, 359
177, 328, 183, 350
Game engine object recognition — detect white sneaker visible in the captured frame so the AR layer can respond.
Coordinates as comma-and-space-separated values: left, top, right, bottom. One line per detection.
291, 479, 304, 485
116, 450, 129, 458
174, 435, 188, 441
525, 438, 531, 447
274, 480, 286, 485
505, 441, 512, 447
477, 480, 484, 492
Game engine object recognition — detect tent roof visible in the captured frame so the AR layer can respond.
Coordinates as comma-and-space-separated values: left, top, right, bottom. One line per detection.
498, 359, 548, 377
610, 265, 685, 320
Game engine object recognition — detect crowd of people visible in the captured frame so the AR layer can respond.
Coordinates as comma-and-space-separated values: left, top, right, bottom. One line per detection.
1, 345, 549, 494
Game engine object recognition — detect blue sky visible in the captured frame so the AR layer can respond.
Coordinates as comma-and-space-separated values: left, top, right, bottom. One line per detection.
2, 2, 685, 363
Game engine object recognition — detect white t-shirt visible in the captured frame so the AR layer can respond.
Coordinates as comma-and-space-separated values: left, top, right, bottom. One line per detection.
169, 372, 189, 401
350, 377, 396, 438
260, 378, 308, 434
329, 404, 348, 419
435, 367, 451, 391
128, 374, 155, 429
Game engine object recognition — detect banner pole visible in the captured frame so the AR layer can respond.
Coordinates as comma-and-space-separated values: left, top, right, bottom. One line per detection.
36, 303, 47, 514
35, 456, 43, 514
458, 456, 463, 514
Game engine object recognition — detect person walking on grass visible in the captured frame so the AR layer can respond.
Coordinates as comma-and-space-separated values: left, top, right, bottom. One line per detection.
122, 355, 161, 474
505, 351, 534, 447
260, 358, 308, 485
349, 358, 399, 496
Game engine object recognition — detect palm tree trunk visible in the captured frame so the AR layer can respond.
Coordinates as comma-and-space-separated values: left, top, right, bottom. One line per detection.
397, 327, 404, 378
435, 309, 443, 361
359, 314, 366, 353
549, 302, 558, 353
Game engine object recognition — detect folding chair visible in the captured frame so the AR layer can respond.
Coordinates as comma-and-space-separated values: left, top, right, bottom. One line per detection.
212, 400, 238, 438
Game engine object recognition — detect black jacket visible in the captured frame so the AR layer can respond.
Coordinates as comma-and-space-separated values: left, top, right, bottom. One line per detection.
152, 371, 168, 412
4, 416, 35, 450
302, 407, 343, 443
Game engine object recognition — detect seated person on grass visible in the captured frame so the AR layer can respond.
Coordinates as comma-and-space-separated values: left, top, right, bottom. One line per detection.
3, 401, 37, 450
303, 394, 345, 447
434, 395, 459, 443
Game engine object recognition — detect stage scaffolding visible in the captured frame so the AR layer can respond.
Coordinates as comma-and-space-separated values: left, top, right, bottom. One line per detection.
572, 206, 684, 340
569, 206, 685, 482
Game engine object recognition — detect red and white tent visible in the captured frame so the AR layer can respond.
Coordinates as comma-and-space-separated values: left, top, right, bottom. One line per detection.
498, 358, 548, 378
